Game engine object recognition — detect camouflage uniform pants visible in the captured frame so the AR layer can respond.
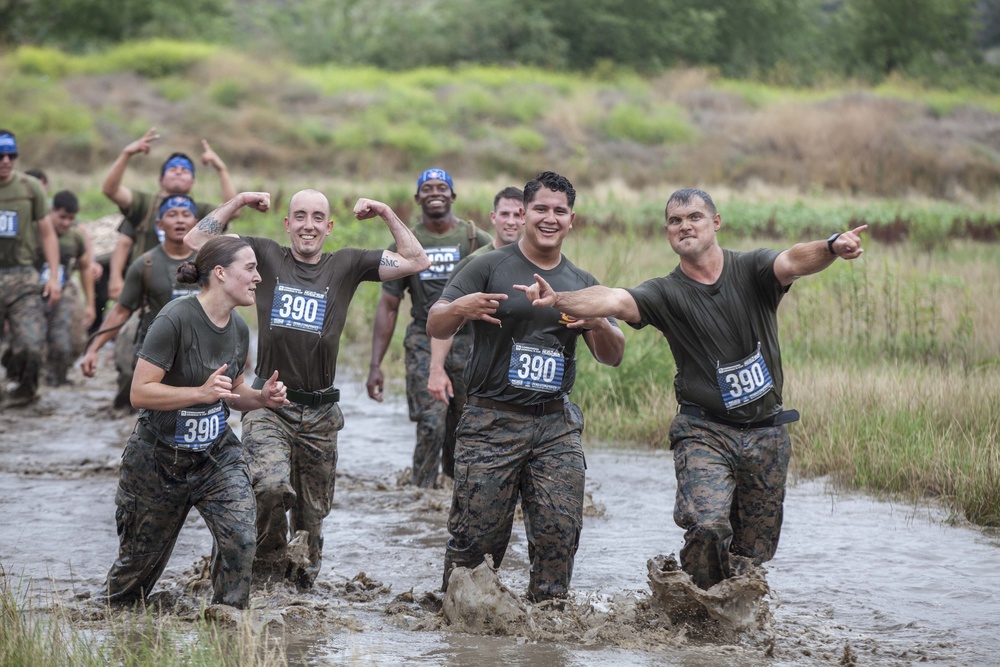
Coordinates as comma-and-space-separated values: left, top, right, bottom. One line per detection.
243, 400, 344, 586
42, 281, 79, 382
669, 412, 792, 590
404, 322, 470, 487
101, 425, 256, 608
113, 317, 141, 409
444, 400, 586, 601
0, 268, 45, 395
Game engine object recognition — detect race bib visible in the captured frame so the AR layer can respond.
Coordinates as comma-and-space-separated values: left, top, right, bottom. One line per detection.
39, 263, 67, 287
171, 287, 200, 300
508, 342, 565, 393
270, 283, 327, 335
174, 402, 225, 451
716, 343, 774, 409
0, 210, 18, 238
419, 245, 460, 281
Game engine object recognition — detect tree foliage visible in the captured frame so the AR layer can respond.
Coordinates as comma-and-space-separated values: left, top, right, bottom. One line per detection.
1, 0, 996, 83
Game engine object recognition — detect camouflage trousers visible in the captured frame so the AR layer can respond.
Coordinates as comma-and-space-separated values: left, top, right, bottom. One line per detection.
113, 317, 141, 409
101, 425, 256, 608
42, 281, 83, 383
404, 322, 471, 487
0, 268, 45, 396
669, 413, 792, 590
243, 400, 344, 587
444, 400, 586, 601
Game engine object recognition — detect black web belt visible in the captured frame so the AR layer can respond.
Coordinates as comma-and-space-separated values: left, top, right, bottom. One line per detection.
466, 395, 564, 416
678, 404, 800, 430
252, 376, 340, 406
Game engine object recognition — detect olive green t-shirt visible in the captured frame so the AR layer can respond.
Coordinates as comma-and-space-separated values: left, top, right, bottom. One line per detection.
36, 226, 86, 287
247, 236, 382, 392
382, 220, 492, 325
119, 245, 199, 337
625, 248, 788, 423
441, 243, 619, 406
137, 295, 250, 449
118, 191, 214, 263
0, 171, 47, 268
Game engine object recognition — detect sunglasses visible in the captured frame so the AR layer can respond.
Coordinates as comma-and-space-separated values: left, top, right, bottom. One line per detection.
0, 153, 17, 161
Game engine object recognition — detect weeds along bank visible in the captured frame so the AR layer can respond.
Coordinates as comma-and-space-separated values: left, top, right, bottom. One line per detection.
4, 41, 1000, 200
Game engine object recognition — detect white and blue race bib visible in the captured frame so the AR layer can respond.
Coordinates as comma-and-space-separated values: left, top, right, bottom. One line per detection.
716, 343, 774, 410
419, 245, 460, 281
508, 342, 565, 393
38, 263, 67, 287
270, 283, 327, 335
0, 210, 18, 238
174, 402, 225, 451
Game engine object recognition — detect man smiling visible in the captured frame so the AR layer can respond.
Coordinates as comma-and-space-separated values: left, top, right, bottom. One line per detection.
427, 171, 624, 601
186, 189, 429, 589
367, 169, 492, 488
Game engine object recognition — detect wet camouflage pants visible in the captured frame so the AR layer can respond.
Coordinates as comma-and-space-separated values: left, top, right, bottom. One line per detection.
101, 426, 256, 608
444, 400, 586, 601
113, 317, 141, 409
243, 400, 344, 586
42, 282, 80, 382
0, 268, 45, 394
669, 413, 792, 590
404, 322, 470, 487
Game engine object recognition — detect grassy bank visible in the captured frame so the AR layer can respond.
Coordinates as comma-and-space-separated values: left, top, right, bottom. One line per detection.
4, 41, 1000, 203
0, 578, 286, 666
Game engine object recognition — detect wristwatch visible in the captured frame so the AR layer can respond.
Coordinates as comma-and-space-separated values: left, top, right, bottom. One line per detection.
826, 232, 841, 256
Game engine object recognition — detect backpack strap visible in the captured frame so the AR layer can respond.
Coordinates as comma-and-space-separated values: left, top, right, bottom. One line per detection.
466, 219, 479, 253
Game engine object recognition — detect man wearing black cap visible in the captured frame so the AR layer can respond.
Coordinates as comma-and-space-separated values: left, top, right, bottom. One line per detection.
0, 129, 63, 406
367, 168, 492, 488
101, 127, 236, 300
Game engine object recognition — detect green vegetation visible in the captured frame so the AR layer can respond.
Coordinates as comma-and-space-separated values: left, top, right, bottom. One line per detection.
0, 579, 285, 666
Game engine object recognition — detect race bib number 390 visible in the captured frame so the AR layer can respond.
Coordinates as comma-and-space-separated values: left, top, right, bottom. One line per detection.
419, 245, 460, 281
0, 210, 18, 238
508, 342, 565, 393
174, 403, 225, 451
270, 283, 327, 335
716, 344, 774, 409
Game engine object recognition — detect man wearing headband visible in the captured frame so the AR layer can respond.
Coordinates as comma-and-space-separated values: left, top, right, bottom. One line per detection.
0, 129, 63, 406
80, 195, 200, 411
367, 168, 492, 488
185, 190, 429, 590
101, 127, 236, 301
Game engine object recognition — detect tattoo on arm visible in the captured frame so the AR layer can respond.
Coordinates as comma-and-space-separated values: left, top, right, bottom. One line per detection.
380, 256, 400, 268
197, 214, 223, 235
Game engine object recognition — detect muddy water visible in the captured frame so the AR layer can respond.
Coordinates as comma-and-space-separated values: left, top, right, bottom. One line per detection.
2, 363, 999, 666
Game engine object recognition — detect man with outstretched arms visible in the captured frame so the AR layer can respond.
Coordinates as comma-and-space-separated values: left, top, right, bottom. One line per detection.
80, 195, 201, 409
102, 127, 235, 299
426, 185, 525, 478
427, 171, 625, 601
517, 187, 867, 591
367, 168, 492, 488
185, 189, 430, 588
0, 129, 63, 406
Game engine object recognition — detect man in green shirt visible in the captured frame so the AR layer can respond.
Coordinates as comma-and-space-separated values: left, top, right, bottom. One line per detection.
35, 190, 96, 385
101, 127, 235, 300
367, 168, 492, 488
0, 129, 62, 406
517, 187, 867, 591
80, 195, 200, 409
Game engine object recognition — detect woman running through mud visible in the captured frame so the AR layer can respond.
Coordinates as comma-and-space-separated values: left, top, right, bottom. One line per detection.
97, 232, 288, 609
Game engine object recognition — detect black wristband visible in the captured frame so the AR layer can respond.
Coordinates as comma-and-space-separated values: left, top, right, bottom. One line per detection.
826, 232, 841, 256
